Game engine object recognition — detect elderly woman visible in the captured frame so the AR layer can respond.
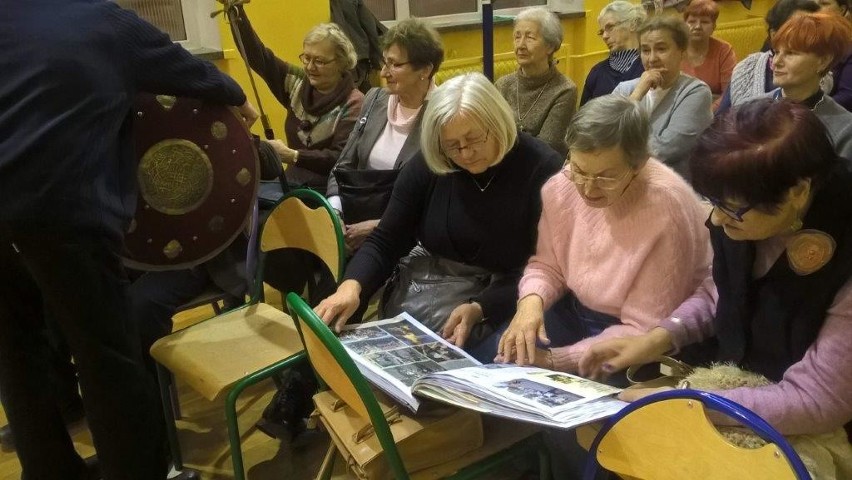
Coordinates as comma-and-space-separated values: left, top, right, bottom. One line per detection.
495, 95, 710, 373
768, 12, 852, 159
717, 0, 820, 114
681, 0, 737, 111
495, 7, 577, 155
316, 73, 562, 360
581, 99, 852, 444
234, 6, 363, 189
613, 16, 712, 179
580, 1, 646, 106
327, 17, 443, 253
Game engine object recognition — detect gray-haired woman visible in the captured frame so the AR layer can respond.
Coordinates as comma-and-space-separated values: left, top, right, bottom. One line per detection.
233, 7, 364, 189
496, 7, 577, 155
580, 1, 646, 106
496, 94, 710, 375
316, 73, 562, 361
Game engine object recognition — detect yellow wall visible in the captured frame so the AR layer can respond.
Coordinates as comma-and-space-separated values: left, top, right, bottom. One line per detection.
213, 0, 775, 138
212, 0, 329, 138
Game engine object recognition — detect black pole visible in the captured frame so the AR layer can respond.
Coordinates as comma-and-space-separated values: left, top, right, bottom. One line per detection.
482, 0, 494, 81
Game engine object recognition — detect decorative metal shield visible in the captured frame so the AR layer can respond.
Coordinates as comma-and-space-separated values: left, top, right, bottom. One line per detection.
123, 93, 259, 271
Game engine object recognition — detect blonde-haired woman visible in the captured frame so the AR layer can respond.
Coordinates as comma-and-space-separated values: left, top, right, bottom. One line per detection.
233, 6, 364, 189
496, 6, 577, 155
316, 73, 562, 361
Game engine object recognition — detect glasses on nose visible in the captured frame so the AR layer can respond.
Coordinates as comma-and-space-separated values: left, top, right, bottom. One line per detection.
597, 20, 627, 36
379, 58, 412, 71
441, 131, 489, 159
562, 160, 631, 190
705, 196, 753, 222
298, 54, 336, 69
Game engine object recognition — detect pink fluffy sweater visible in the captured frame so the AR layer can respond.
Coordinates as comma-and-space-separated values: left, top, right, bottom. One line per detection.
518, 159, 712, 371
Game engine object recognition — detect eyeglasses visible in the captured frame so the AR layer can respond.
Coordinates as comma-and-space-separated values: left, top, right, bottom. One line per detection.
562, 160, 632, 190
298, 54, 336, 69
441, 131, 489, 159
705, 196, 753, 222
379, 58, 412, 71
597, 20, 628, 37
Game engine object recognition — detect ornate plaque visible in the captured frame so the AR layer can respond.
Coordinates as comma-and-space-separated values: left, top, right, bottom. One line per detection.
123, 93, 259, 271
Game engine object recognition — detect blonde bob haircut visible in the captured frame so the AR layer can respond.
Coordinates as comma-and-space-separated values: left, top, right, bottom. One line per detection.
303, 23, 358, 71
420, 73, 518, 175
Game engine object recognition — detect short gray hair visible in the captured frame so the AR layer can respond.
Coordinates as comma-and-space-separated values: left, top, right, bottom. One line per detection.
515, 7, 563, 53
565, 94, 649, 168
421, 73, 518, 175
304, 23, 358, 71
598, 0, 647, 31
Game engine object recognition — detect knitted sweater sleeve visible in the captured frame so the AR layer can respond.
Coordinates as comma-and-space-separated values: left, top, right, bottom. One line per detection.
537, 85, 576, 156
712, 279, 852, 435
650, 81, 713, 169
110, 7, 245, 105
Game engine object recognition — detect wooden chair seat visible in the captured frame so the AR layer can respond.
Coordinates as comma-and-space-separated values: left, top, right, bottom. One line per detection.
150, 302, 304, 402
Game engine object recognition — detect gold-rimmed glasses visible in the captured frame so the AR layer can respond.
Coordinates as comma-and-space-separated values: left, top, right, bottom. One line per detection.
441, 131, 490, 159
298, 53, 336, 69
563, 160, 632, 190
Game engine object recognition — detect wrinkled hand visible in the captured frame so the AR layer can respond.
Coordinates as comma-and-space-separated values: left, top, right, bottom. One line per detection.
344, 219, 379, 254
618, 386, 673, 403
314, 280, 361, 332
441, 302, 484, 348
495, 295, 548, 366
238, 100, 259, 127
267, 139, 298, 164
578, 327, 673, 380
631, 69, 667, 100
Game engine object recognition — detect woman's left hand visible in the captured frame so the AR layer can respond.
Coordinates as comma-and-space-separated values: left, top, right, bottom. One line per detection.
617, 386, 673, 403
441, 302, 484, 348
267, 139, 298, 164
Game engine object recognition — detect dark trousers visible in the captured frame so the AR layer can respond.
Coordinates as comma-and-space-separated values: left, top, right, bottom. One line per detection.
0, 224, 167, 480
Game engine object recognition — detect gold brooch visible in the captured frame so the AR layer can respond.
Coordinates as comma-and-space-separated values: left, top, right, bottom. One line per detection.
786, 229, 836, 276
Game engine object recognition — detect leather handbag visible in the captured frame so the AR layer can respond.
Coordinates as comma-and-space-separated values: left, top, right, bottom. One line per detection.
380, 254, 498, 338
312, 389, 483, 480
625, 356, 694, 390
333, 168, 399, 224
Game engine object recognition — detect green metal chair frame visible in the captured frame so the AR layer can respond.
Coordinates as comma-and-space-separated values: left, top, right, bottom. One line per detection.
286, 293, 552, 480
155, 188, 345, 480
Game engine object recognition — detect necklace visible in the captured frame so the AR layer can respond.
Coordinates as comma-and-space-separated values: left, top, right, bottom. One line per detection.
469, 172, 497, 192
516, 73, 552, 132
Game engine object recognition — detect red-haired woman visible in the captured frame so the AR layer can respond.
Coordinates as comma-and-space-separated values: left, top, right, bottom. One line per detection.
681, 0, 736, 111
769, 12, 852, 159
581, 99, 852, 446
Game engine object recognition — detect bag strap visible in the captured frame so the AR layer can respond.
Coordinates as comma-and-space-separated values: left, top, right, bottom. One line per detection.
626, 356, 694, 386
334, 87, 382, 172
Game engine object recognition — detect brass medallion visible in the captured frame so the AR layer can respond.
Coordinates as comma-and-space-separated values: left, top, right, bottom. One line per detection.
211, 121, 228, 140
138, 140, 214, 215
156, 95, 177, 111
235, 168, 252, 187
163, 239, 183, 259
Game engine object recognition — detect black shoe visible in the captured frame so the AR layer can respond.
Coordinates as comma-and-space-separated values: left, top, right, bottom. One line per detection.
256, 366, 317, 441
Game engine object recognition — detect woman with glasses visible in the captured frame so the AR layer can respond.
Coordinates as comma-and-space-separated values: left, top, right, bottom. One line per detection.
763, 12, 852, 159
495, 7, 577, 155
580, 98, 852, 444
233, 6, 363, 189
681, 0, 737, 111
495, 94, 710, 376
579, 1, 646, 106
614, 16, 712, 180
316, 73, 562, 361
327, 17, 443, 253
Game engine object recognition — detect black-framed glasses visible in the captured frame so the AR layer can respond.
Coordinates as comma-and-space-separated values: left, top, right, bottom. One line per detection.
597, 20, 628, 37
562, 160, 632, 190
705, 196, 753, 222
379, 58, 412, 71
298, 53, 336, 68
441, 131, 490, 159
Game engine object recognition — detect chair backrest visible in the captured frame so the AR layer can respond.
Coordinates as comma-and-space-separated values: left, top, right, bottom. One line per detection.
252, 189, 345, 301
583, 389, 811, 480
285, 293, 411, 479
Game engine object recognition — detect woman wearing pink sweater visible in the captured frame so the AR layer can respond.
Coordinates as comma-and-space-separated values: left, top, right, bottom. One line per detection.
496, 94, 711, 374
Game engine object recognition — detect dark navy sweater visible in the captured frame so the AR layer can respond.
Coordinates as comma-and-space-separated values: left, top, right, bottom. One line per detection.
0, 0, 246, 240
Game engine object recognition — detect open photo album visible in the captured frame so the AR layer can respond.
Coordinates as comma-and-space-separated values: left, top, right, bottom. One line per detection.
338, 313, 627, 429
